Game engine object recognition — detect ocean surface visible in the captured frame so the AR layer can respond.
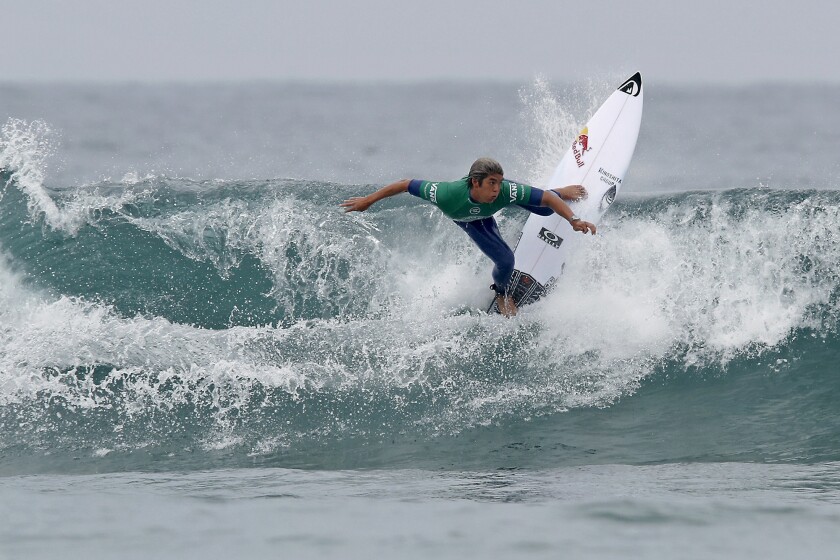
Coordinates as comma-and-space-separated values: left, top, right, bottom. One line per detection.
2, 77, 840, 558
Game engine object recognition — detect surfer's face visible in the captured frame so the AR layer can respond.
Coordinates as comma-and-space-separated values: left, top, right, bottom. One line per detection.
470, 173, 503, 203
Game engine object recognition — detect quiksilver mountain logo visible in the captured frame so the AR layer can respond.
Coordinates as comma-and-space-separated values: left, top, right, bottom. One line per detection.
618, 73, 642, 97
538, 227, 563, 248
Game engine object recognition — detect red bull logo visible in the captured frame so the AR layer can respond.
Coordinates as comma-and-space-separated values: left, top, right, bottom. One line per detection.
572, 126, 591, 168
578, 127, 590, 152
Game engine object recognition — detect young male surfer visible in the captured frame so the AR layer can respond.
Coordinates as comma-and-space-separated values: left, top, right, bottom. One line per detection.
340, 157, 595, 317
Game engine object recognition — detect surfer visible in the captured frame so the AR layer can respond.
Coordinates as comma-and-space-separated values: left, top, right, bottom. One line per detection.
340, 157, 595, 317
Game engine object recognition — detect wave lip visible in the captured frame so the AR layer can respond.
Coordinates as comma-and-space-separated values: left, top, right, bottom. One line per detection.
0, 119, 76, 231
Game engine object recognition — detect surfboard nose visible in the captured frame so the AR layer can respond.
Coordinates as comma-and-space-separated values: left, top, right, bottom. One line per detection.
618, 72, 643, 97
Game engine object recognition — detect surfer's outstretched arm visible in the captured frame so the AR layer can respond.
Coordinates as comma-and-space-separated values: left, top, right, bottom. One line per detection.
540, 191, 597, 234
340, 180, 410, 213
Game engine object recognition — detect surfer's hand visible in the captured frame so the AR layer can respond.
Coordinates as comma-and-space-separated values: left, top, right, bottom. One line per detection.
340, 196, 373, 213
572, 220, 596, 235
553, 185, 587, 201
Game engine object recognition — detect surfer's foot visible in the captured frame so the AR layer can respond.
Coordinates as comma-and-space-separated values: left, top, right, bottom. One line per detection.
496, 294, 518, 317
553, 185, 587, 201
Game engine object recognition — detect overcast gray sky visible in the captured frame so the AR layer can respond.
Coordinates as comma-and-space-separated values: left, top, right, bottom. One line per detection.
3, 0, 838, 84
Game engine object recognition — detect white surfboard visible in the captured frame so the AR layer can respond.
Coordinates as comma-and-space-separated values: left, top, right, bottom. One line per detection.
490, 72, 643, 312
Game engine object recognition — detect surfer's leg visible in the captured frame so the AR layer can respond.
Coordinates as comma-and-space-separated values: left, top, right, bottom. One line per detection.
454, 218, 516, 313
493, 292, 517, 317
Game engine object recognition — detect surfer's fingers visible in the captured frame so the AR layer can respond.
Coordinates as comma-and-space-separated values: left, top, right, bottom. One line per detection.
342, 198, 372, 213
575, 221, 596, 234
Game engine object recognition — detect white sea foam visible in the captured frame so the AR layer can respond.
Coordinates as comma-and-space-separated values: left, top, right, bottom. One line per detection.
539, 192, 840, 369
3, 183, 839, 438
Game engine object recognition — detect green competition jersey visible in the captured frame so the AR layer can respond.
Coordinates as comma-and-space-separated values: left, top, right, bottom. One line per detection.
410, 177, 533, 222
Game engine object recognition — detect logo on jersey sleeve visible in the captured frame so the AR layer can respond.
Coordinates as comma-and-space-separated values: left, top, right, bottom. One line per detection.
428, 182, 439, 203
508, 181, 520, 203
